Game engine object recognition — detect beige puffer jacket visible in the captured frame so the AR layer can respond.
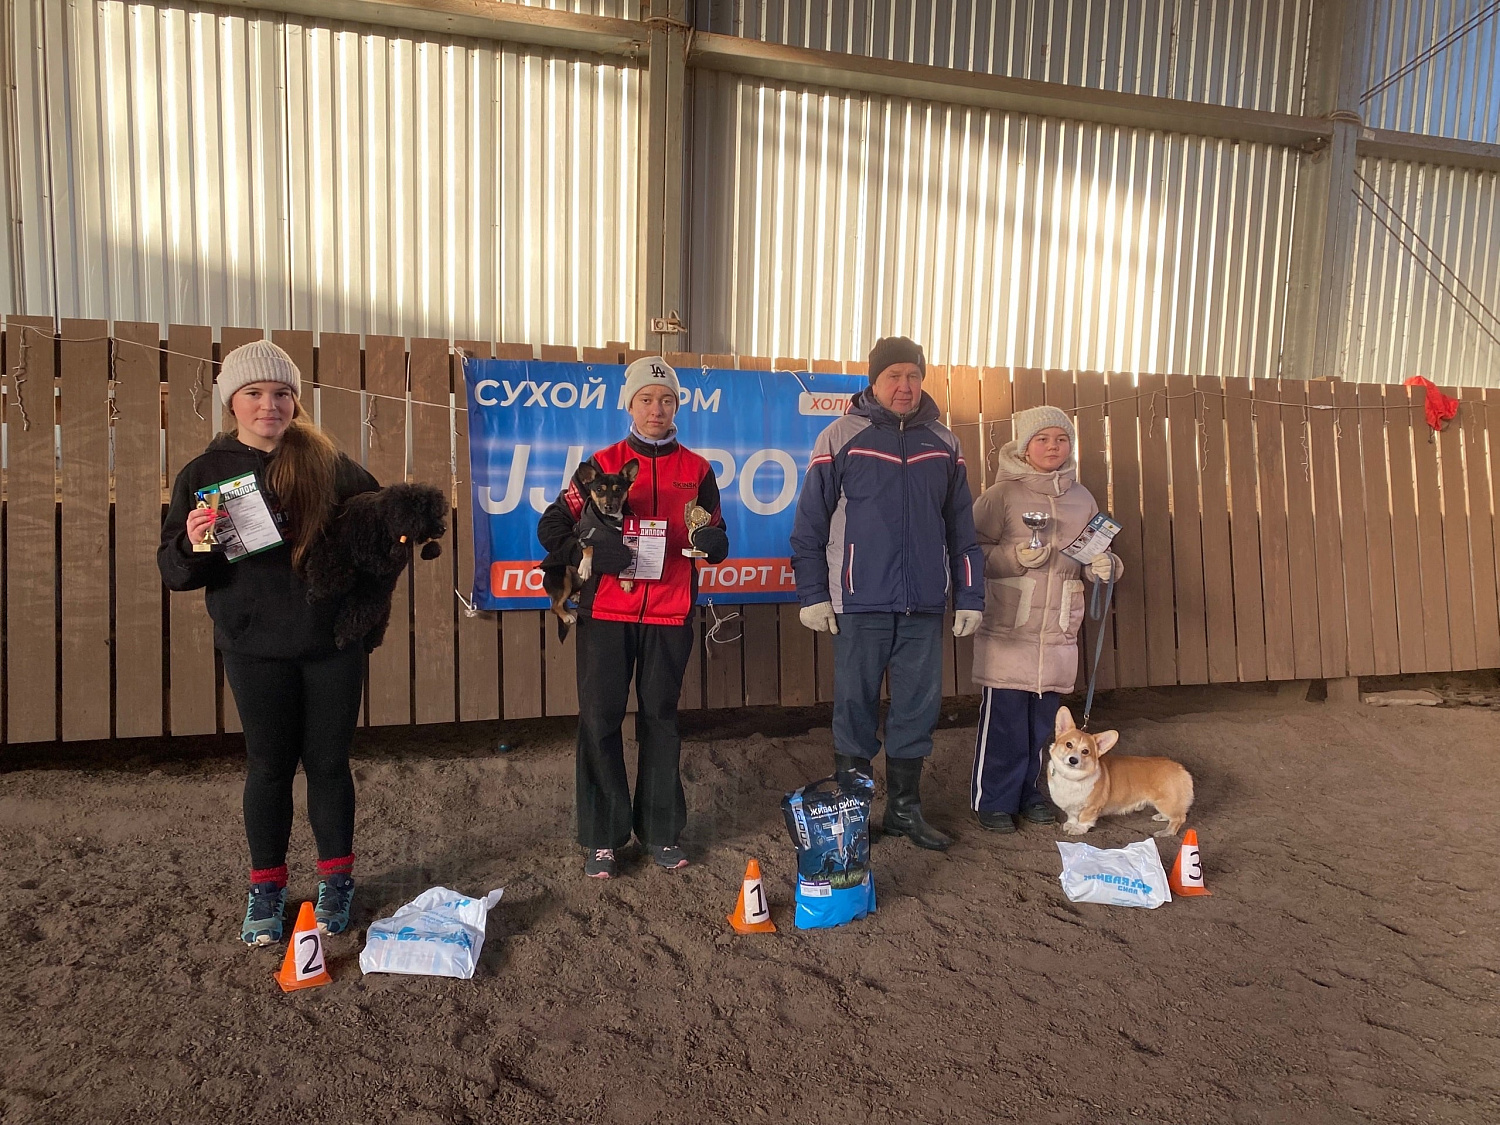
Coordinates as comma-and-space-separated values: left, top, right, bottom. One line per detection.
970, 443, 1121, 695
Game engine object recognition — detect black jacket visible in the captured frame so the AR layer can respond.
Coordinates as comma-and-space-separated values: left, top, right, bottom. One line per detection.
158, 433, 379, 659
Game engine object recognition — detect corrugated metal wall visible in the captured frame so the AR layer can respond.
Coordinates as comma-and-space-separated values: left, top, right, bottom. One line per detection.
688, 71, 1299, 375
2, 0, 1497, 388
1363, 0, 1500, 144
693, 0, 1315, 113
1343, 158, 1500, 386
6, 0, 640, 345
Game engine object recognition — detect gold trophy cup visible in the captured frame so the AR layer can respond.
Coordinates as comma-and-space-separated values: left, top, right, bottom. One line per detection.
193, 489, 222, 553
682, 502, 712, 558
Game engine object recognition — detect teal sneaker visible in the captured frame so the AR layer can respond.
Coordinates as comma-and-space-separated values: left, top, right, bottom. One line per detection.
241, 882, 287, 947
314, 874, 355, 935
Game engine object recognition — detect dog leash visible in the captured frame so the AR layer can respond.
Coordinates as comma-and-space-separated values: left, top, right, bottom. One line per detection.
1080, 565, 1117, 730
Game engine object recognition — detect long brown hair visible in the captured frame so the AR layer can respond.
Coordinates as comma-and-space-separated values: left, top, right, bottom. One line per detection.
231, 399, 340, 570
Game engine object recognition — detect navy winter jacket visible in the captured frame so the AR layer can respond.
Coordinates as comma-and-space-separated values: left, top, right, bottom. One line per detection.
790, 388, 984, 615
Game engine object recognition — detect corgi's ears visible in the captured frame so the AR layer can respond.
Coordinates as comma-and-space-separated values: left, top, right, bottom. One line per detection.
621, 458, 640, 483
1054, 706, 1075, 736
1094, 729, 1119, 755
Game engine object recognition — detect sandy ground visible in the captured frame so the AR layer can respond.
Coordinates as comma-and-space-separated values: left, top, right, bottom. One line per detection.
3, 680, 1499, 1125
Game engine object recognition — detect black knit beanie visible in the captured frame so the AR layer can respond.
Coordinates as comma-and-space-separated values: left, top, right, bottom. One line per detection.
867, 336, 926, 384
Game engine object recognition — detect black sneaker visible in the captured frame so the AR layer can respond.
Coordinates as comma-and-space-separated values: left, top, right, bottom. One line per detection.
314, 874, 355, 935
1021, 802, 1057, 824
975, 809, 1017, 833
240, 882, 287, 946
584, 849, 617, 879
651, 845, 689, 870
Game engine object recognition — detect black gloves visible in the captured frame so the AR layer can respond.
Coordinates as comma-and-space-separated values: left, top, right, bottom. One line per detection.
690, 524, 730, 564
578, 510, 634, 575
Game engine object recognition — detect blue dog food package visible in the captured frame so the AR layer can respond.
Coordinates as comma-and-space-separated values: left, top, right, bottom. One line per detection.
781, 773, 877, 930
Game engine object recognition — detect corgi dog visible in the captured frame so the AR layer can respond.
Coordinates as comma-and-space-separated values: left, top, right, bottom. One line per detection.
1045, 706, 1194, 837
542, 459, 638, 640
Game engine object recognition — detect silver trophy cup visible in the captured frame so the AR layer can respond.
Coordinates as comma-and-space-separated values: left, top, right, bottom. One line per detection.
1021, 511, 1050, 551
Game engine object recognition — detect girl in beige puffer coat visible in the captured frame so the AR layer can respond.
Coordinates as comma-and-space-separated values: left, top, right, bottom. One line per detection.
968, 406, 1123, 833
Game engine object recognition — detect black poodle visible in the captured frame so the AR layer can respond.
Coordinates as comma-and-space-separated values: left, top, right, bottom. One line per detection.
303, 482, 449, 652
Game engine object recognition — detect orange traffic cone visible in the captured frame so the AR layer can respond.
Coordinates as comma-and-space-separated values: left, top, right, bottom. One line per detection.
275, 901, 333, 991
1169, 828, 1212, 897
726, 859, 777, 934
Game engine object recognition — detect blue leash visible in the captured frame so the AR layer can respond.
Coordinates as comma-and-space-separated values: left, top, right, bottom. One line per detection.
1081, 567, 1116, 730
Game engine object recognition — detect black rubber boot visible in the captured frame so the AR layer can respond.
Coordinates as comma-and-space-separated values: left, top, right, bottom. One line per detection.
882, 757, 952, 851
975, 809, 1017, 833
834, 752, 872, 780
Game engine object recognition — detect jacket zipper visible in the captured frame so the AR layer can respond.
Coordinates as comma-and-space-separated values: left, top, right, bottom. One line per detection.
1036, 492, 1058, 695
636, 446, 660, 624
900, 414, 910, 614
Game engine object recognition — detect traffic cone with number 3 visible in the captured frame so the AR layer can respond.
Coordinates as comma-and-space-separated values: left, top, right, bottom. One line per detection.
1169, 829, 1212, 897
727, 859, 777, 933
276, 901, 333, 991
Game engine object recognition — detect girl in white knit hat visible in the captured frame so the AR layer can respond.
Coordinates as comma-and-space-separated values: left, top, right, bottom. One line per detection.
967, 405, 1123, 832
158, 340, 379, 946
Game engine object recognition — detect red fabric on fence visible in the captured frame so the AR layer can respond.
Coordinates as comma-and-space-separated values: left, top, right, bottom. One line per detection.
1404, 376, 1459, 432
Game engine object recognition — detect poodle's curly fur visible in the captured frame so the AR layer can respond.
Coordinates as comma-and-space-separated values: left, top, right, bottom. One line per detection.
303, 482, 449, 651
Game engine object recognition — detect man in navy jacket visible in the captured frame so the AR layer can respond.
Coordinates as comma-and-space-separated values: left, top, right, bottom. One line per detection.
791, 336, 985, 850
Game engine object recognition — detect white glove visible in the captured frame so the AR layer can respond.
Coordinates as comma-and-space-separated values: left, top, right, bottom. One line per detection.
799, 601, 839, 634
1017, 543, 1051, 569
1088, 553, 1121, 582
952, 610, 983, 638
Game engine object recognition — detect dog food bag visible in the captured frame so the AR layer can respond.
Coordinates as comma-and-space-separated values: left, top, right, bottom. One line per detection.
1056, 839, 1172, 909
359, 886, 504, 978
781, 773, 877, 930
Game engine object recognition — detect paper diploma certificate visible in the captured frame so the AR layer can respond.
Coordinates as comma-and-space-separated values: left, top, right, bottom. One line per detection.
1061, 513, 1122, 565
196, 473, 284, 561
619, 519, 668, 582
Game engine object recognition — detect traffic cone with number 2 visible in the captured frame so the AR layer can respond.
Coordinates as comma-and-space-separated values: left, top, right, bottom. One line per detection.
1169, 829, 1212, 897
727, 859, 777, 933
276, 901, 333, 991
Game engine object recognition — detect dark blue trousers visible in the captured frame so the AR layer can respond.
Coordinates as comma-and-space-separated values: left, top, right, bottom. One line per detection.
831, 612, 945, 761
970, 687, 1060, 813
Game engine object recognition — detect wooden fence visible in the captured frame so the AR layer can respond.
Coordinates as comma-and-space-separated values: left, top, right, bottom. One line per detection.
2, 317, 1497, 744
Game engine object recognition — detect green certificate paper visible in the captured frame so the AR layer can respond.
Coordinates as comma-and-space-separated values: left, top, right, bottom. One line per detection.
196, 473, 284, 561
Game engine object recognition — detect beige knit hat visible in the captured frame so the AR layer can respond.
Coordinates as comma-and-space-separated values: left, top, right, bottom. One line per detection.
1010, 404, 1077, 457
620, 355, 680, 409
218, 340, 302, 406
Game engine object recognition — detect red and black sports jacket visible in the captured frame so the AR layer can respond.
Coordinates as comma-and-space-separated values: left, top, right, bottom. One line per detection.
537, 433, 728, 627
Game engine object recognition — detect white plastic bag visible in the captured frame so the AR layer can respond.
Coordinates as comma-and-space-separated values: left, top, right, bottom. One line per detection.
359, 886, 504, 978
1056, 839, 1172, 909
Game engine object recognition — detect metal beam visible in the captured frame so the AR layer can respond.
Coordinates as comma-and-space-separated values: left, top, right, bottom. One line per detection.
1280, 0, 1374, 382
210, 0, 645, 58
688, 31, 1332, 150
1357, 128, 1500, 174
635, 2, 688, 351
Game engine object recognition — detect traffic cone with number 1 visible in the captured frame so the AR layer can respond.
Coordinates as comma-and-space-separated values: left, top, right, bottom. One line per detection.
275, 901, 333, 991
1169, 829, 1212, 897
727, 859, 777, 933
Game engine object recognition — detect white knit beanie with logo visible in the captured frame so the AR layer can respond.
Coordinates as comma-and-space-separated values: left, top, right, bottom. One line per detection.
218, 340, 303, 406
620, 355, 680, 409
1010, 404, 1077, 456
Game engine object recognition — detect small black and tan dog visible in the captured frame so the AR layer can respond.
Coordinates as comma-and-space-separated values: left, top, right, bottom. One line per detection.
543, 459, 638, 640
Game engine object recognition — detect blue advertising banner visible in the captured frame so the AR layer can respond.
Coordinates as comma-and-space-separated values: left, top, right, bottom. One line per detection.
462, 359, 866, 610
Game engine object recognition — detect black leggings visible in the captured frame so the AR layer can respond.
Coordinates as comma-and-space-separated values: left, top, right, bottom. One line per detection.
222, 648, 365, 871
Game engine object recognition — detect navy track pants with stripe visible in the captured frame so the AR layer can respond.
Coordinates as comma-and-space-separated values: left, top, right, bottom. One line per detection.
970, 687, 1060, 814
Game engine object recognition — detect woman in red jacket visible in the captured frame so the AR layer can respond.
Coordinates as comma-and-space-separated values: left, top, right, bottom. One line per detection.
537, 357, 730, 879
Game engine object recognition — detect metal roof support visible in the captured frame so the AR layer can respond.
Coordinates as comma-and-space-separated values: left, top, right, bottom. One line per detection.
212, 0, 1500, 174
209, 0, 647, 58
1281, 0, 1376, 382
635, 2, 688, 352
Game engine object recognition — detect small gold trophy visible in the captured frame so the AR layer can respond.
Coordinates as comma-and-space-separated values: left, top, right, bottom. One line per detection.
682, 502, 712, 558
193, 489, 222, 553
